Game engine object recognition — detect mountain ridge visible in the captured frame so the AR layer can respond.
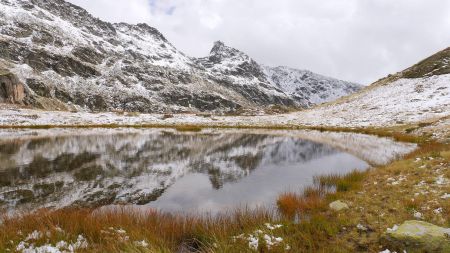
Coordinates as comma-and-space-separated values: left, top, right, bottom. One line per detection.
0, 0, 361, 113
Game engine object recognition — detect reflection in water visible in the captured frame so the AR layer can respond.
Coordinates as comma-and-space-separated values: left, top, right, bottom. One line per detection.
0, 130, 369, 213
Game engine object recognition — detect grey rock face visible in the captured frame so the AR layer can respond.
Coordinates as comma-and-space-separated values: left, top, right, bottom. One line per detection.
0, 0, 360, 112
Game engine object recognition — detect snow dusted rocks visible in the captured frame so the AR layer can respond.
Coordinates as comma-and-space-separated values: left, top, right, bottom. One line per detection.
15, 230, 89, 253
231, 223, 289, 251
263, 66, 361, 107
0, 0, 360, 113
383, 221, 450, 253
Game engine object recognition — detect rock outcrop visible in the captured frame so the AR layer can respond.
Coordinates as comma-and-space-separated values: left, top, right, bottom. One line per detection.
0, 68, 25, 104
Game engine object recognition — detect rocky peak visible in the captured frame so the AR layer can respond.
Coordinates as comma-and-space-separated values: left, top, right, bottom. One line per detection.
210, 41, 225, 53
208, 40, 252, 63
114, 22, 169, 44
194, 42, 295, 107
29, 0, 117, 37
200, 40, 266, 80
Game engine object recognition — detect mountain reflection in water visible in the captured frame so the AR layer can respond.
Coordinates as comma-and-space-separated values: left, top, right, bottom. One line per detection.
0, 130, 369, 213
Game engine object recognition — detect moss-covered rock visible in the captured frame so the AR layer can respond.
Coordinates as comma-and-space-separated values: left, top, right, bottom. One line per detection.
383, 220, 450, 253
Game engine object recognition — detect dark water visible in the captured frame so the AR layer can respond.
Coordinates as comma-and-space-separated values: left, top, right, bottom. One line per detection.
0, 130, 369, 213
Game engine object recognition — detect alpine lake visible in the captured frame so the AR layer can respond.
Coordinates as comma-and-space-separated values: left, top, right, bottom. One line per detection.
0, 128, 416, 215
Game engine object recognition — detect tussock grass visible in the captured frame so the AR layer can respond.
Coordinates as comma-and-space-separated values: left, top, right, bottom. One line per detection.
277, 188, 327, 220
313, 170, 366, 193
0, 208, 274, 252
277, 170, 366, 219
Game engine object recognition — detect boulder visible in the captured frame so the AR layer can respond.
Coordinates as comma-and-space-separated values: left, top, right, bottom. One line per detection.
383, 220, 450, 253
0, 70, 25, 104
329, 200, 349, 211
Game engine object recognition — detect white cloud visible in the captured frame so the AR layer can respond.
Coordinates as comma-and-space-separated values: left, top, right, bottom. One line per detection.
68, 0, 450, 84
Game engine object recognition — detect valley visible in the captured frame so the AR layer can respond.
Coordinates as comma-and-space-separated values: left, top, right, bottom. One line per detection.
0, 0, 449, 252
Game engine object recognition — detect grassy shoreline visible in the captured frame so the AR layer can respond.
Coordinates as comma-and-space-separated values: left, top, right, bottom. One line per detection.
1, 126, 448, 252
0, 122, 431, 144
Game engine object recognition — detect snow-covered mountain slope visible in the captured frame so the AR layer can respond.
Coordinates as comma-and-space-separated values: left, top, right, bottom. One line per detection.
283, 47, 450, 129
0, 0, 246, 113
263, 66, 361, 107
0, 0, 360, 113
197, 41, 361, 108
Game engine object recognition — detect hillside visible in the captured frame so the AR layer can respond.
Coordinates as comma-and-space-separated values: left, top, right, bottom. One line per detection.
266, 46, 449, 141
0, 0, 360, 113
285, 47, 450, 128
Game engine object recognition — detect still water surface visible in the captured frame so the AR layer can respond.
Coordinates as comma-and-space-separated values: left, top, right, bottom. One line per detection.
0, 129, 370, 214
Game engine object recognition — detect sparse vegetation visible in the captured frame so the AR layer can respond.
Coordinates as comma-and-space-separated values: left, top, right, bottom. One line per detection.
3, 144, 447, 252
175, 126, 203, 132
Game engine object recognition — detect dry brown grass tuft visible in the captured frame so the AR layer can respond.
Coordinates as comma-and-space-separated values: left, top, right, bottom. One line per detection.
277, 193, 300, 219
0, 208, 274, 252
174, 126, 203, 132
277, 186, 328, 219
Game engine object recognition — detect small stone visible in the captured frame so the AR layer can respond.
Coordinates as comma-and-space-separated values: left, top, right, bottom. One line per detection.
413, 211, 423, 219
441, 193, 450, 199
329, 200, 349, 211
134, 240, 149, 248
386, 225, 399, 233
357, 223, 368, 231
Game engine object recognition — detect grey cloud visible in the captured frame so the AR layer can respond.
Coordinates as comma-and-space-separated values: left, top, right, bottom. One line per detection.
68, 0, 450, 84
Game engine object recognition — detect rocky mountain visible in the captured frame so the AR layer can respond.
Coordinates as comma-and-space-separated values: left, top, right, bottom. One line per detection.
263, 66, 361, 107
195, 41, 295, 107
0, 0, 361, 113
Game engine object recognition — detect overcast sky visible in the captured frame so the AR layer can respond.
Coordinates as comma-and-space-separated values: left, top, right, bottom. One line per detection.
67, 0, 450, 84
